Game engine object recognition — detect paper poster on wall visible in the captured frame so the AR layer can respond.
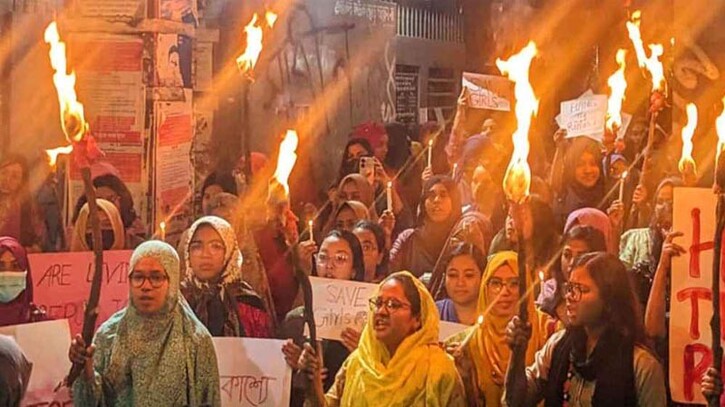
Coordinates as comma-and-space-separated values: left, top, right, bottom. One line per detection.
213, 338, 292, 407
69, 33, 147, 227
156, 33, 193, 88
310, 277, 376, 341
0, 320, 73, 407
29, 250, 132, 336
159, 0, 198, 24
155, 95, 194, 245
462, 72, 514, 112
669, 187, 721, 404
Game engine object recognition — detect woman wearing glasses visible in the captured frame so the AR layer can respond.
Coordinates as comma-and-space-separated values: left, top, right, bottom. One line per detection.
445, 251, 548, 406
180, 216, 272, 338
281, 229, 366, 406
503, 252, 665, 406
68, 241, 221, 406
299, 271, 465, 406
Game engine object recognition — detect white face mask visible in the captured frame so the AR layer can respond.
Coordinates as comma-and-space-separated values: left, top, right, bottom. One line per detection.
0, 271, 27, 303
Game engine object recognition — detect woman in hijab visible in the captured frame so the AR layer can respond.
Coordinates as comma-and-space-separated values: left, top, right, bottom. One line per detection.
324, 200, 373, 234
553, 137, 606, 228
0, 155, 44, 252
390, 176, 462, 278
69, 241, 221, 406
337, 174, 376, 214
0, 335, 31, 407
300, 271, 466, 406
0, 237, 46, 327
71, 199, 132, 251
445, 251, 548, 406
564, 207, 614, 254
181, 216, 272, 338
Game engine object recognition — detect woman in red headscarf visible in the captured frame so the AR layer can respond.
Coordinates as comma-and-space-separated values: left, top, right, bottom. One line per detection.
0, 237, 47, 327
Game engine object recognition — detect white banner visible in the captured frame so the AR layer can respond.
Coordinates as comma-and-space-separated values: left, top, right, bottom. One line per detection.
0, 320, 72, 407
462, 72, 514, 112
213, 338, 292, 407
557, 94, 608, 141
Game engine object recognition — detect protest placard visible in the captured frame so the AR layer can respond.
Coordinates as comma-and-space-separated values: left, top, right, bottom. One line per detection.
669, 187, 722, 404
310, 277, 376, 341
213, 338, 292, 407
29, 251, 132, 336
462, 72, 514, 112
0, 320, 72, 407
558, 94, 608, 140
439, 320, 469, 342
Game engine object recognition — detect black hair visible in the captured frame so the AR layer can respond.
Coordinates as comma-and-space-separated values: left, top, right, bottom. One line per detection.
168, 45, 179, 57
443, 242, 487, 274
570, 252, 645, 343
0, 154, 35, 246
418, 175, 462, 226
382, 273, 422, 318
313, 229, 366, 282
353, 220, 389, 276
72, 174, 139, 229
337, 138, 374, 181
202, 171, 238, 197
551, 225, 607, 286
383, 122, 412, 171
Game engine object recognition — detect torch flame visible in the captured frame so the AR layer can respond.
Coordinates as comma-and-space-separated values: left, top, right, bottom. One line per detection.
46, 145, 74, 168
626, 11, 665, 92
265, 11, 278, 27
716, 97, 725, 165
44, 22, 88, 143
237, 11, 276, 75
272, 130, 299, 196
606, 49, 628, 134
496, 41, 538, 204
678, 103, 698, 174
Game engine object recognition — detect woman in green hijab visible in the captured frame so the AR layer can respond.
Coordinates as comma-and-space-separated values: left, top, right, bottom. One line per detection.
68, 240, 221, 407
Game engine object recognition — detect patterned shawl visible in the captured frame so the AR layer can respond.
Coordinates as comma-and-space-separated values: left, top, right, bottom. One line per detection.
73, 241, 221, 407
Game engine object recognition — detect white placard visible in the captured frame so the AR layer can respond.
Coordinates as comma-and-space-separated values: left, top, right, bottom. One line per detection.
213, 338, 292, 407
310, 277, 376, 341
462, 72, 514, 112
558, 94, 608, 141
0, 320, 72, 407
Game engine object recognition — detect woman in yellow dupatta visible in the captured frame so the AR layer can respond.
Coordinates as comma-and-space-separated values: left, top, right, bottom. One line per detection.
445, 251, 548, 406
300, 270, 465, 407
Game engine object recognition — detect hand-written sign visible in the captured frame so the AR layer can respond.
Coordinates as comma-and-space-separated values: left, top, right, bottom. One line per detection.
0, 320, 72, 407
29, 250, 132, 336
213, 338, 292, 407
310, 277, 376, 341
558, 94, 608, 140
462, 72, 514, 112
669, 188, 724, 404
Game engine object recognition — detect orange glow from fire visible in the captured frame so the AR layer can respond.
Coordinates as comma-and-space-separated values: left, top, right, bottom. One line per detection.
626, 11, 665, 92
237, 11, 277, 75
272, 130, 299, 196
45, 145, 74, 168
44, 21, 88, 144
716, 97, 725, 166
678, 103, 698, 174
606, 49, 627, 134
496, 41, 538, 204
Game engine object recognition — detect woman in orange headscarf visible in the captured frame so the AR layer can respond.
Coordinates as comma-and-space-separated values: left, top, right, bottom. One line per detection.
445, 251, 548, 406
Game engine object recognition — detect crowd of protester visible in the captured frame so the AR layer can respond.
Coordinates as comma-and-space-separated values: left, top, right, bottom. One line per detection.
0, 85, 722, 406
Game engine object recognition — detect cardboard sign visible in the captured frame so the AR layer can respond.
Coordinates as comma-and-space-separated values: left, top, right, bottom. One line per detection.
0, 320, 72, 407
310, 277, 376, 341
462, 72, 514, 112
439, 320, 469, 342
669, 187, 721, 404
558, 94, 608, 140
213, 338, 292, 407
29, 251, 132, 336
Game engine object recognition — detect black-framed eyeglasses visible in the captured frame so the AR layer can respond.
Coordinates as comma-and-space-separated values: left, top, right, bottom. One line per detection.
368, 296, 411, 313
487, 277, 520, 293
130, 272, 169, 288
563, 281, 591, 302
